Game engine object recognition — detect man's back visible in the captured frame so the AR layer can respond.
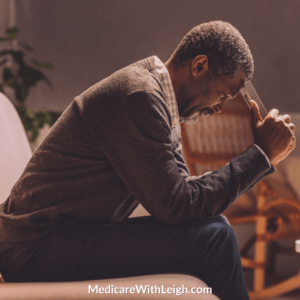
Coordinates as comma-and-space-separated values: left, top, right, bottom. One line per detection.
0, 56, 181, 242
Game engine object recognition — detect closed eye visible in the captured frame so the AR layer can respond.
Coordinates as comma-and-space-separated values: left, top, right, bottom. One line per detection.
221, 93, 228, 100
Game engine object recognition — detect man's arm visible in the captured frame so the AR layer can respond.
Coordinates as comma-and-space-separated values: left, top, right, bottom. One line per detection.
78, 91, 273, 223
176, 142, 275, 199
172, 133, 190, 180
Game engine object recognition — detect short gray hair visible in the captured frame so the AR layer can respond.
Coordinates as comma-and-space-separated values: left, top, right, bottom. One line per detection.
170, 21, 254, 80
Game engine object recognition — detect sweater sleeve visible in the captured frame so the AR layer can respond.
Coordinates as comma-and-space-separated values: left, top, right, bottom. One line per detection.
186, 145, 276, 198
83, 91, 273, 223
173, 133, 190, 180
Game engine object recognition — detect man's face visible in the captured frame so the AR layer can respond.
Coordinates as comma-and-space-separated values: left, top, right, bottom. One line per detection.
177, 68, 247, 123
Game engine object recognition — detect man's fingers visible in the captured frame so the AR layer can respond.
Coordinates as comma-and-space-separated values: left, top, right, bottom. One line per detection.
288, 122, 295, 130
288, 124, 296, 140
283, 114, 291, 124
269, 108, 279, 118
289, 138, 296, 151
250, 100, 262, 126
284, 116, 295, 135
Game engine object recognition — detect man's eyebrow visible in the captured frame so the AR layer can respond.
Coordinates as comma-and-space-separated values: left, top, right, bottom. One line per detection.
227, 79, 246, 98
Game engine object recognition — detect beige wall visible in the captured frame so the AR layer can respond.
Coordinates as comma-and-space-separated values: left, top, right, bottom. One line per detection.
5, 0, 300, 114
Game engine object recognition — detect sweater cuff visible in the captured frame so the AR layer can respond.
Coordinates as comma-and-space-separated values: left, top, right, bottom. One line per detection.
231, 144, 274, 192
253, 144, 272, 168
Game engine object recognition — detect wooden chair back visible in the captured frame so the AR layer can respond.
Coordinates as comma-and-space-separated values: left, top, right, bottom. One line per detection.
181, 93, 254, 176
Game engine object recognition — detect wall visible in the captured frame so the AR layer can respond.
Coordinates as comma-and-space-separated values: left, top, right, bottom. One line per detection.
9, 0, 300, 114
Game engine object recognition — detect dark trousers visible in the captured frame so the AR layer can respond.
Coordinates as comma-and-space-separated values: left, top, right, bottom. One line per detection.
0, 215, 249, 300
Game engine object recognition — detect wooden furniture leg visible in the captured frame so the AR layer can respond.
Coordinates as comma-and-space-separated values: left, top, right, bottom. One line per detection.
253, 215, 268, 292
249, 271, 300, 299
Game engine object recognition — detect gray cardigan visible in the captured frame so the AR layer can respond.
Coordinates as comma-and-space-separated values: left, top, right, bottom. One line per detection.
0, 56, 274, 242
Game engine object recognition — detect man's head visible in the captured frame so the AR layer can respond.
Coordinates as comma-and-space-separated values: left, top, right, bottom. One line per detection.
165, 21, 254, 122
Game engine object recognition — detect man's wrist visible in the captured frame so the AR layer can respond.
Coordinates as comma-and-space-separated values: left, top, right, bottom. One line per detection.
253, 144, 272, 168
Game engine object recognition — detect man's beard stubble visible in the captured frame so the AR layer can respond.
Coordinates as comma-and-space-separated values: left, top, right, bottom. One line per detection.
176, 82, 214, 124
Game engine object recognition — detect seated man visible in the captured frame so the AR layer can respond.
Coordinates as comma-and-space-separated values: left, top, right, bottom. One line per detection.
0, 21, 295, 300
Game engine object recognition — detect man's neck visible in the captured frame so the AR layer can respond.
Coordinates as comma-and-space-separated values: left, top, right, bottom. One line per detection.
164, 60, 181, 96
164, 59, 192, 114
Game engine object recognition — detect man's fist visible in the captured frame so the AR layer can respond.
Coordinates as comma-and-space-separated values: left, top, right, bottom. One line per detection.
250, 100, 296, 166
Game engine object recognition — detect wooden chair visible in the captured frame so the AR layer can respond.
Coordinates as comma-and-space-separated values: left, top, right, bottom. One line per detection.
180, 93, 300, 299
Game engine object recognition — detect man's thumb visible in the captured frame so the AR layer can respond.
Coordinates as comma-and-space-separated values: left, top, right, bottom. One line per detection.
250, 100, 261, 127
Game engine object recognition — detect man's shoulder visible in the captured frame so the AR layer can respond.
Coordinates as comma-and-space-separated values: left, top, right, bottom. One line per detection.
109, 56, 163, 97
79, 56, 164, 102
73, 57, 171, 126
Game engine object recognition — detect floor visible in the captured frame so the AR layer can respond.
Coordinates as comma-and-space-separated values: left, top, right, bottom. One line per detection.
244, 270, 300, 299
238, 236, 300, 300
272, 291, 300, 300
261, 289, 300, 300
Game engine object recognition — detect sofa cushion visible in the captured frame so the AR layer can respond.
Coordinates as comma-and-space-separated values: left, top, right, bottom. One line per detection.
0, 273, 219, 299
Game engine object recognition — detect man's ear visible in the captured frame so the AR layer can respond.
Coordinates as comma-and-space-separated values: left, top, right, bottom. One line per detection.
191, 55, 209, 78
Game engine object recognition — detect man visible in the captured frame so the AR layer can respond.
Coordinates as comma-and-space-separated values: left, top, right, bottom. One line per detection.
0, 21, 295, 299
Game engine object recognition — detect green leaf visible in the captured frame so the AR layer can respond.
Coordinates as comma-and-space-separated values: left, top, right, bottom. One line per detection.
46, 110, 62, 126
29, 127, 40, 142
16, 105, 61, 142
6, 26, 19, 37
10, 50, 25, 65
32, 59, 53, 69
16, 105, 33, 131
15, 105, 37, 142
0, 85, 3, 93
18, 65, 43, 86
0, 50, 9, 56
33, 110, 47, 128
19, 64, 53, 89
8, 80, 17, 89
2, 68, 14, 81
15, 82, 29, 103
0, 36, 14, 42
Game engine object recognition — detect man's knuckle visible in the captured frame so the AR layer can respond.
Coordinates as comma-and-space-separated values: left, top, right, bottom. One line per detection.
265, 117, 274, 124
275, 116, 284, 123
270, 109, 279, 116
289, 123, 295, 129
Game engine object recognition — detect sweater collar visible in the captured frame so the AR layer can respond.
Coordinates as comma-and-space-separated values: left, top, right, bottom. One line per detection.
153, 56, 179, 129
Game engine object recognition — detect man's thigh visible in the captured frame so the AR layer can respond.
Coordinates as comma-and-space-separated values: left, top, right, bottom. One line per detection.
0, 215, 231, 282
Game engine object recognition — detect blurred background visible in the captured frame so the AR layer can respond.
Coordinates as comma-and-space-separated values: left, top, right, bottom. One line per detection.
0, 0, 299, 113
0, 0, 300, 298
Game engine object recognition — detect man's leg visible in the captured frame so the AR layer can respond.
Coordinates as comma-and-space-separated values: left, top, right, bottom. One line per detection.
0, 215, 249, 300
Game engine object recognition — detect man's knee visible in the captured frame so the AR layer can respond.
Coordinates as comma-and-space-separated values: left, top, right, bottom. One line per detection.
209, 217, 239, 254
217, 214, 231, 226
194, 215, 236, 247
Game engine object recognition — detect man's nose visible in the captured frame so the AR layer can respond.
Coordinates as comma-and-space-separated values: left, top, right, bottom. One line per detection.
214, 103, 224, 113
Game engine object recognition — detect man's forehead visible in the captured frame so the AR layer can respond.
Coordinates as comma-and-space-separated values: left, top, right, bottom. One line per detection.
226, 72, 247, 98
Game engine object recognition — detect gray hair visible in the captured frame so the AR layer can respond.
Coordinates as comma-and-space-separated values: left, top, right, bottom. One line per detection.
170, 21, 254, 80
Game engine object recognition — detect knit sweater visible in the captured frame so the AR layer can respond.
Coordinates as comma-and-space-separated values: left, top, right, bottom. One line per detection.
0, 56, 274, 242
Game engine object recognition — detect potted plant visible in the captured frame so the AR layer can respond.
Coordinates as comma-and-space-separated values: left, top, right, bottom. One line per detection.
0, 26, 62, 143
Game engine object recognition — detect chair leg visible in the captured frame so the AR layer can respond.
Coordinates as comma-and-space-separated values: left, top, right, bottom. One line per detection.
249, 271, 300, 299
253, 215, 268, 292
266, 241, 278, 275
